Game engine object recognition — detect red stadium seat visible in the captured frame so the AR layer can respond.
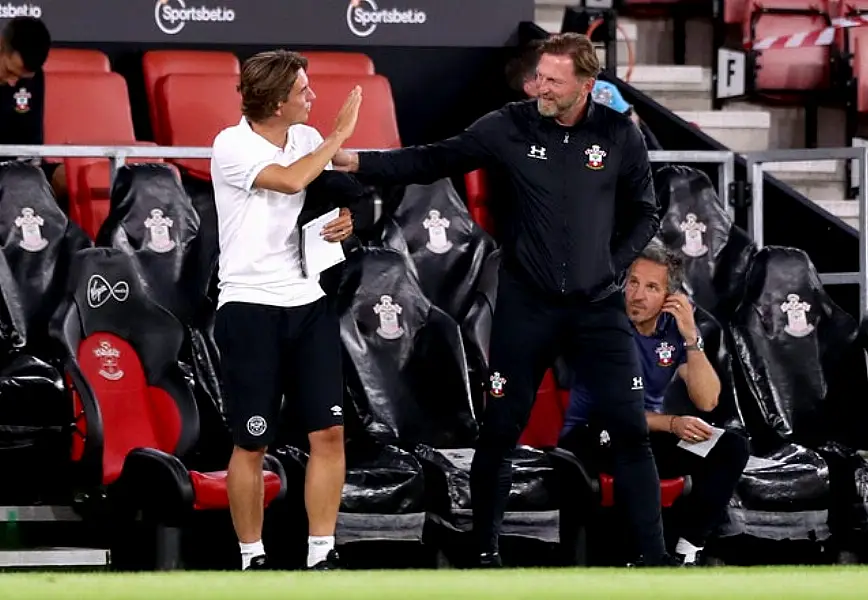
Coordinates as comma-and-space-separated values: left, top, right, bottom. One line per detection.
464, 169, 495, 235
44, 71, 161, 239
306, 74, 401, 150
54, 247, 286, 570
156, 73, 241, 181
142, 50, 240, 145
302, 51, 375, 75
852, 28, 868, 113
43, 48, 110, 73
744, 0, 834, 91
518, 370, 568, 449
836, 0, 868, 52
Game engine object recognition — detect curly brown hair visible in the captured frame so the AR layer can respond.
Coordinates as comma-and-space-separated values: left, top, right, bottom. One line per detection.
238, 50, 309, 123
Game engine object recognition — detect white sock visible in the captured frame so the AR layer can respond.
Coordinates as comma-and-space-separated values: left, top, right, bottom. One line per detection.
240, 540, 265, 570
675, 537, 702, 563
307, 535, 335, 567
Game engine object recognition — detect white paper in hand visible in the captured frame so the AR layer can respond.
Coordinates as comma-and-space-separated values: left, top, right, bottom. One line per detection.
677, 426, 725, 458
301, 207, 346, 277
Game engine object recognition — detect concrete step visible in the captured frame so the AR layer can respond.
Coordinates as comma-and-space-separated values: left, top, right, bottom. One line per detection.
674, 110, 771, 152
814, 200, 859, 229
0, 547, 110, 568
764, 160, 847, 203
618, 65, 712, 111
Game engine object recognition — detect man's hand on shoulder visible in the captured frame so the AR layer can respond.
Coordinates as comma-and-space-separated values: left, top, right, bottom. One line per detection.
670, 415, 713, 443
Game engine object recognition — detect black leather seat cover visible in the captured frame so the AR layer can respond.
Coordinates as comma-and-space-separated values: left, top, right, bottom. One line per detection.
386, 178, 496, 322
655, 165, 755, 320
460, 249, 501, 412
338, 246, 477, 450
730, 246, 859, 449
96, 164, 215, 325
97, 164, 229, 469
0, 161, 90, 353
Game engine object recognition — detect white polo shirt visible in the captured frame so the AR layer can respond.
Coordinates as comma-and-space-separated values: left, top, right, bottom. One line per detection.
210, 117, 330, 309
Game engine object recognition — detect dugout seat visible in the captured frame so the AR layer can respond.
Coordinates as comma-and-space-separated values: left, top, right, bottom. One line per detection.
44, 71, 162, 239
95, 164, 228, 467
337, 247, 562, 562
723, 246, 868, 549
156, 73, 241, 181
656, 165, 756, 322
43, 48, 111, 73
142, 50, 240, 146
49, 247, 287, 570
460, 248, 501, 412
384, 178, 496, 323
0, 162, 91, 355
302, 51, 375, 75
307, 74, 401, 150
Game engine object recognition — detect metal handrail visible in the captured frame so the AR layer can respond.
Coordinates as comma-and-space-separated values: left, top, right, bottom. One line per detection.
745, 147, 868, 320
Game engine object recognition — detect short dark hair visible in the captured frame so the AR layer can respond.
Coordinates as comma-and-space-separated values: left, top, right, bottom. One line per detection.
637, 238, 685, 294
1, 17, 51, 73
238, 50, 308, 123
536, 32, 600, 80
505, 39, 541, 93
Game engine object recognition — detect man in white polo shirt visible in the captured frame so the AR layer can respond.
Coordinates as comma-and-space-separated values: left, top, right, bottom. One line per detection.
210, 50, 362, 571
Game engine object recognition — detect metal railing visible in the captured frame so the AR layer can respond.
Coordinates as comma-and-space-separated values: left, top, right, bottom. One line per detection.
648, 150, 736, 218
0, 144, 863, 317
745, 148, 868, 319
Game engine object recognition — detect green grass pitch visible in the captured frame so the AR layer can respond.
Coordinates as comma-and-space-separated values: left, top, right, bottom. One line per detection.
1, 567, 868, 599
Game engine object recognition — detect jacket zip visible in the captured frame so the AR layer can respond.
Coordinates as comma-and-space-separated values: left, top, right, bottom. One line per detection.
560, 131, 570, 293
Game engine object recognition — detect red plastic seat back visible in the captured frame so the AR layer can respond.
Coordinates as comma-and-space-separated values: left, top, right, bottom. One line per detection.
61, 248, 195, 486
44, 72, 135, 145
302, 51, 375, 75
465, 169, 495, 235
745, 0, 832, 91
307, 74, 401, 150
854, 28, 868, 112
143, 50, 240, 144
518, 370, 570, 449
157, 73, 241, 180
43, 48, 110, 73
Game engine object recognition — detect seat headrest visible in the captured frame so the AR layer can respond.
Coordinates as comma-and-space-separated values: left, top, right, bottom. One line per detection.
739, 246, 854, 341
656, 165, 732, 261
342, 247, 430, 342
69, 247, 181, 343
100, 163, 200, 248
392, 178, 488, 253
0, 161, 68, 251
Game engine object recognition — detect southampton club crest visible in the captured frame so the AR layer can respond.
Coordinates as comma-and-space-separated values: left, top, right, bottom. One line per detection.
489, 371, 507, 398
655, 341, 675, 367
585, 144, 607, 170
781, 293, 814, 338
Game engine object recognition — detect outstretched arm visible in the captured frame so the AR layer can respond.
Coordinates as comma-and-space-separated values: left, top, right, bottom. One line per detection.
334, 110, 501, 185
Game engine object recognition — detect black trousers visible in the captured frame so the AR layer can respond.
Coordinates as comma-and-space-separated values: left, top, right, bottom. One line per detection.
469, 268, 667, 561
559, 425, 750, 548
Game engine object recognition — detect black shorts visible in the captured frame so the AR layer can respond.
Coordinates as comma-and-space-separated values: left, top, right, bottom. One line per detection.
214, 297, 344, 448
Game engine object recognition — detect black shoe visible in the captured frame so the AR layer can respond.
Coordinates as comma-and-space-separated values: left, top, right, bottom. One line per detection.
478, 552, 503, 568
627, 553, 684, 568
307, 549, 342, 571
244, 554, 269, 570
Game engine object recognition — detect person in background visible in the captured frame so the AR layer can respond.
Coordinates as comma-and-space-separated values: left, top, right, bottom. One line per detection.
591, 80, 663, 151
0, 17, 68, 205
559, 239, 750, 566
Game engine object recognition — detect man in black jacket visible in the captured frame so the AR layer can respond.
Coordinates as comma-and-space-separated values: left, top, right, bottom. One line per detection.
336, 32, 673, 567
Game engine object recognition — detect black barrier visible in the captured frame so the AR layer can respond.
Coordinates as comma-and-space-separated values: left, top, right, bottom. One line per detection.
0, 0, 533, 47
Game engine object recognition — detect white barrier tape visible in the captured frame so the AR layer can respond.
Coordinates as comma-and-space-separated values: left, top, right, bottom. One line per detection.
746, 15, 868, 50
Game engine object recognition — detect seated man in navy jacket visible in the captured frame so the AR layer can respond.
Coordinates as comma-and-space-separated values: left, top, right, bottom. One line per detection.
559, 239, 749, 566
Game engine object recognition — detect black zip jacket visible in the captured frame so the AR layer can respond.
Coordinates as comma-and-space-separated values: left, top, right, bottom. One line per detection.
357, 99, 660, 300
